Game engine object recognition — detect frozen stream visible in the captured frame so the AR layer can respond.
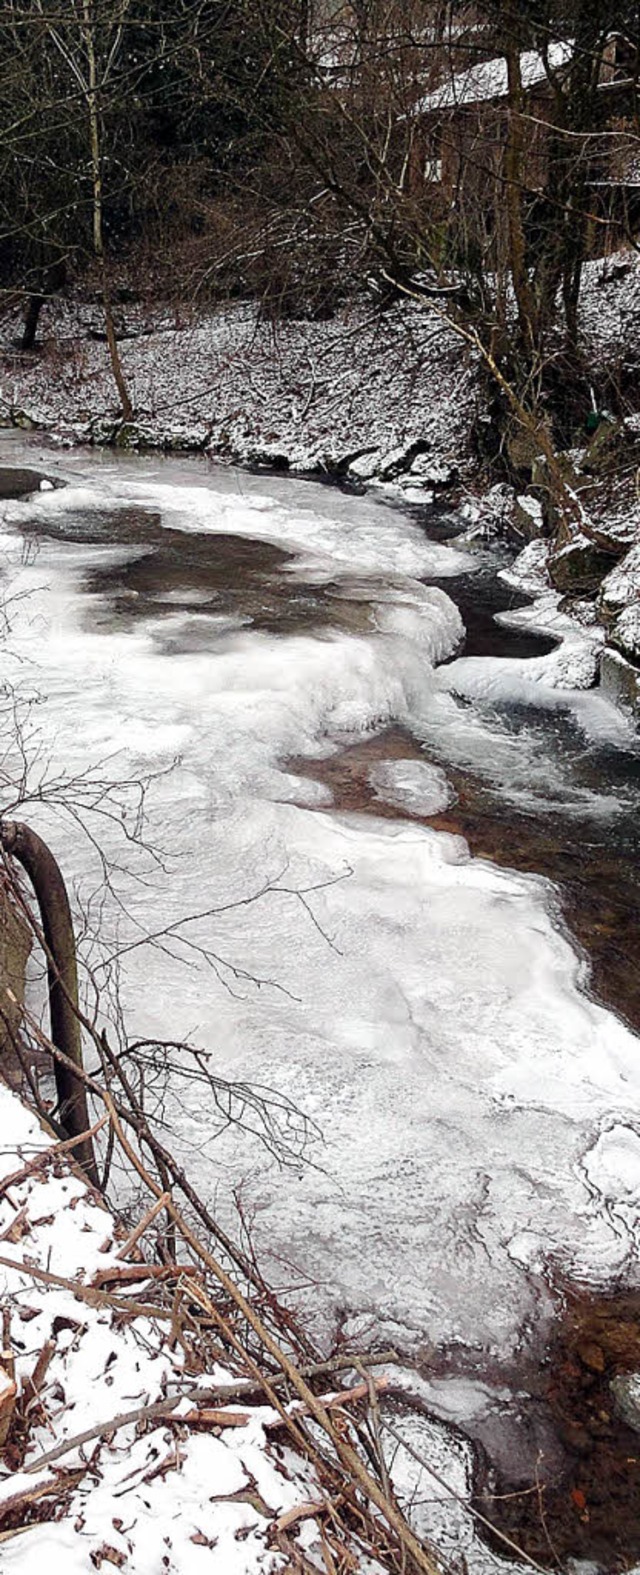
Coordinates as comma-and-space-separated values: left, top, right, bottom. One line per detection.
1, 444, 640, 1387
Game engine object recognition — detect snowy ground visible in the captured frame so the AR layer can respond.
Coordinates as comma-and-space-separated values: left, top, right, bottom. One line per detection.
0, 293, 473, 486
0, 1086, 325, 1573
1, 249, 639, 482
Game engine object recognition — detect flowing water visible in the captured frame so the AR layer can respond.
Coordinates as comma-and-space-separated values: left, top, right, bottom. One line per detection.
1, 440, 639, 1567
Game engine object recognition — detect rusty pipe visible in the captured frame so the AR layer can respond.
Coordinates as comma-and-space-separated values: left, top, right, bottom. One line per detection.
0, 820, 98, 1186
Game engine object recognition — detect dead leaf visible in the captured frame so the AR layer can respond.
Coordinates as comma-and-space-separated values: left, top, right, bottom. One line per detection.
90, 1544, 126, 1569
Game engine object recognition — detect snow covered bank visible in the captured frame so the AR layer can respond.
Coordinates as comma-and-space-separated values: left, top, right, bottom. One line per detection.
2, 261, 638, 729
499, 535, 640, 719
0, 296, 471, 496
0, 1085, 326, 1574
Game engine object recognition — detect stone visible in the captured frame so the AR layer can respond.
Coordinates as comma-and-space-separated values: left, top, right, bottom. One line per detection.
600, 648, 640, 715
549, 533, 618, 595
344, 448, 382, 482
0, 467, 60, 498
379, 439, 430, 480
114, 422, 144, 451
10, 409, 38, 431
577, 1339, 606, 1373
610, 604, 640, 665
611, 1374, 640, 1435
530, 451, 590, 534
409, 453, 457, 488
505, 415, 552, 477
582, 415, 640, 477
512, 492, 546, 541
598, 543, 640, 621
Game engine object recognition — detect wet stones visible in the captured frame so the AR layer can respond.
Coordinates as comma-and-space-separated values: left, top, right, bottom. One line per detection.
512, 491, 546, 541
600, 648, 640, 713
478, 1287, 640, 1569
598, 543, 640, 624
549, 533, 620, 596
609, 605, 640, 665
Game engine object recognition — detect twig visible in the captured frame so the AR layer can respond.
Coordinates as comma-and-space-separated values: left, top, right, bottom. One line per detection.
90, 1262, 197, 1289
265, 1377, 389, 1431
356, 1358, 392, 1501
115, 1191, 171, 1260
24, 1042, 442, 1575
0, 1116, 109, 1200
22, 1339, 56, 1408
22, 1383, 377, 1478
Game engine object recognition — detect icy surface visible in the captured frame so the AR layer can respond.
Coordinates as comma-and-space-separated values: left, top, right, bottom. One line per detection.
369, 758, 454, 815
1, 445, 640, 1364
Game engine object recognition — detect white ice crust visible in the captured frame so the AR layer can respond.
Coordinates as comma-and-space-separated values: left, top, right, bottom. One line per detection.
368, 758, 454, 815
1, 450, 639, 1365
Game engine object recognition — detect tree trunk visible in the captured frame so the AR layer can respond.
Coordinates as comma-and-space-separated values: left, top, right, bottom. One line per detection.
504, 30, 538, 354
82, 0, 134, 422
21, 293, 45, 352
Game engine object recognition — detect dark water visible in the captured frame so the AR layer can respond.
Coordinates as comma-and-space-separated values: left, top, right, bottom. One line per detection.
16, 501, 381, 643
432, 560, 560, 659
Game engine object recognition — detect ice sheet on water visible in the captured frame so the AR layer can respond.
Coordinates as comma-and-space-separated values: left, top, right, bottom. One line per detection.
408, 685, 635, 820
369, 758, 454, 816
583, 1123, 640, 1207
386, 1410, 526, 1574
2, 462, 472, 583
425, 589, 638, 813
2, 451, 640, 1363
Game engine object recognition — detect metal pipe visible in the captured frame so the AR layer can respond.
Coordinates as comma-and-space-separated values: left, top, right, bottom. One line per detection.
0, 820, 98, 1186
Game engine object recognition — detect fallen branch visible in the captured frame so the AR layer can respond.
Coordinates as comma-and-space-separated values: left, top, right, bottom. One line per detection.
0, 1468, 85, 1524
276, 1498, 327, 1532
0, 1116, 109, 1201
265, 1377, 389, 1431
90, 1262, 197, 1290
22, 1368, 392, 1478
22, 1340, 56, 1409
182, 1408, 251, 1428
0, 1252, 174, 1322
